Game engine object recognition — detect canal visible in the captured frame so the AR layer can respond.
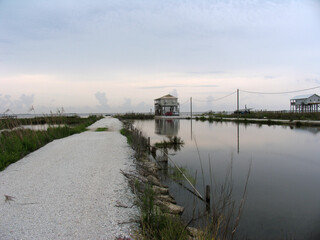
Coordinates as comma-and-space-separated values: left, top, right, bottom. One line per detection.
133, 119, 320, 240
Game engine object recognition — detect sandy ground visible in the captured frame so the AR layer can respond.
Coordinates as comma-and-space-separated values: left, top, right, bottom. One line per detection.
0, 117, 139, 240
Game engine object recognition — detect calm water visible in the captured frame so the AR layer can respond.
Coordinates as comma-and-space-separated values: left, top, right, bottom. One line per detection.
134, 119, 320, 240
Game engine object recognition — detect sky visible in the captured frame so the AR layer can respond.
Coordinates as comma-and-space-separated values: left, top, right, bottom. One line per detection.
1, 0, 320, 114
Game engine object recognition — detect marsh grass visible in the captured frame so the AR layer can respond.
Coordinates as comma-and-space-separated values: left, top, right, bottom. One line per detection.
0, 115, 102, 171
154, 136, 184, 151
193, 156, 252, 240
205, 111, 320, 121
168, 165, 196, 185
115, 112, 154, 120
95, 127, 108, 132
120, 122, 251, 240
120, 128, 133, 145
137, 184, 188, 240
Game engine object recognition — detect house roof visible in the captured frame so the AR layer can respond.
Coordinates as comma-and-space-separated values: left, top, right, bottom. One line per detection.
291, 94, 314, 100
155, 94, 178, 100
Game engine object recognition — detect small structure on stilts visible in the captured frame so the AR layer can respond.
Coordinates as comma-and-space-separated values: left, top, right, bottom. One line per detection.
290, 94, 320, 112
154, 94, 180, 117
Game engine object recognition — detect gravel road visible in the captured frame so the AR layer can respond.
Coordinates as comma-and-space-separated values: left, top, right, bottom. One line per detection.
0, 117, 139, 240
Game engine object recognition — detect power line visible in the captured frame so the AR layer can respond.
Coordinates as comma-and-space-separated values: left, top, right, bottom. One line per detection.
193, 91, 236, 102
179, 99, 190, 106
241, 86, 320, 95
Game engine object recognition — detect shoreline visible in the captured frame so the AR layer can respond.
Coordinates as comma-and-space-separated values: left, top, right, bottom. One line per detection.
154, 115, 320, 127
193, 116, 320, 127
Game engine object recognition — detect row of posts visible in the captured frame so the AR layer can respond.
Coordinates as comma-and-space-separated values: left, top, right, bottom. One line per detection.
128, 123, 150, 153
126, 122, 211, 210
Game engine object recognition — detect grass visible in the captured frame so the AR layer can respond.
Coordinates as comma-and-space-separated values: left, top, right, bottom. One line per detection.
154, 136, 184, 151
120, 128, 133, 144
95, 127, 108, 132
0, 115, 98, 130
137, 184, 188, 240
120, 122, 251, 240
114, 112, 154, 120
168, 165, 196, 185
197, 111, 320, 127
204, 111, 320, 121
0, 115, 102, 171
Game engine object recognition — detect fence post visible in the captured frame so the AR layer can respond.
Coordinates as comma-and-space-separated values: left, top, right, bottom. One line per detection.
206, 185, 210, 210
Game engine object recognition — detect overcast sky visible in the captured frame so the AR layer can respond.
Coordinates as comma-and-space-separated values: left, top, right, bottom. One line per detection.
1, 0, 320, 113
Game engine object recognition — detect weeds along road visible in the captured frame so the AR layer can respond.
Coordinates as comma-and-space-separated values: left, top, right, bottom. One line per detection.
0, 117, 138, 240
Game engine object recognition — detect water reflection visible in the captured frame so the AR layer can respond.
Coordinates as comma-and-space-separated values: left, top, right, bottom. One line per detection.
134, 119, 320, 240
294, 127, 320, 135
237, 122, 239, 153
155, 119, 180, 136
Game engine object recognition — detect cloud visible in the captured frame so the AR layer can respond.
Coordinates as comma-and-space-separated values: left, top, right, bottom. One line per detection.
94, 91, 109, 107
305, 78, 320, 84
264, 75, 275, 79
139, 84, 218, 89
195, 85, 219, 88
118, 98, 152, 113
187, 71, 226, 75
139, 85, 181, 89
0, 93, 34, 113
169, 89, 178, 97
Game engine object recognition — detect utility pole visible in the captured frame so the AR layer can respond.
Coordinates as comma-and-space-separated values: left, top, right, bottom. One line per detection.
190, 97, 193, 119
237, 89, 239, 118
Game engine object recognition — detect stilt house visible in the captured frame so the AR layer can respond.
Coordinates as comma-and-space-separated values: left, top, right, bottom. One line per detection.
154, 94, 180, 116
290, 94, 320, 112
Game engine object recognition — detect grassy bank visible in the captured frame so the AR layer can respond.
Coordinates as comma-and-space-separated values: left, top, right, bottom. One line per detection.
120, 123, 189, 240
120, 121, 250, 240
0, 115, 102, 171
115, 112, 154, 120
204, 111, 320, 121
195, 111, 320, 127
0, 115, 98, 130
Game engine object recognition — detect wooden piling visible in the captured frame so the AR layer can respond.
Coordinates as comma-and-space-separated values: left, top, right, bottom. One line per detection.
147, 137, 151, 153
206, 185, 210, 210
163, 148, 168, 162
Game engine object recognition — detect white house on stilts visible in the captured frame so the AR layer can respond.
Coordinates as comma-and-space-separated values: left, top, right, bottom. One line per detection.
154, 94, 180, 116
290, 94, 320, 112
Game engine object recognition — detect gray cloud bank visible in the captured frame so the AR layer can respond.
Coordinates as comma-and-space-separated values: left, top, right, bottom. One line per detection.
0, 94, 34, 114
1, 0, 319, 76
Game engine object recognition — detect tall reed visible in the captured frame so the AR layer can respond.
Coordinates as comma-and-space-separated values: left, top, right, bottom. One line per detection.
0, 114, 102, 171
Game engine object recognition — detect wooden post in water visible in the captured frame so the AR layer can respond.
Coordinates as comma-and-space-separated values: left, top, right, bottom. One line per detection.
163, 148, 168, 162
151, 146, 156, 157
206, 185, 210, 210
147, 137, 151, 153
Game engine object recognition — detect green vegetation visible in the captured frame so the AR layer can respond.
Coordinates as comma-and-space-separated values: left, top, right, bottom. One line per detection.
120, 122, 250, 240
137, 184, 188, 240
0, 115, 102, 130
168, 165, 196, 185
154, 136, 184, 151
204, 111, 320, 121
196, 111, 320, 127
95, 127, 108, 132
120, 128, 133, 144
114, 112, 154, 120
0, 115, 102, 171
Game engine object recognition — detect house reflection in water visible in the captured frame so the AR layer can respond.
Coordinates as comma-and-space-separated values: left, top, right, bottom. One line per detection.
155, 119, 180, 136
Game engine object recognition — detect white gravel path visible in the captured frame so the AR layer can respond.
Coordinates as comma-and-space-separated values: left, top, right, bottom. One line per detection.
0, 117, 139, 240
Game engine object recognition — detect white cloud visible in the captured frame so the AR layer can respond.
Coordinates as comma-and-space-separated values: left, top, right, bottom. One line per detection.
0, 94, 34, 114
0, 0, 319, 112
169, 89, 178, 97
